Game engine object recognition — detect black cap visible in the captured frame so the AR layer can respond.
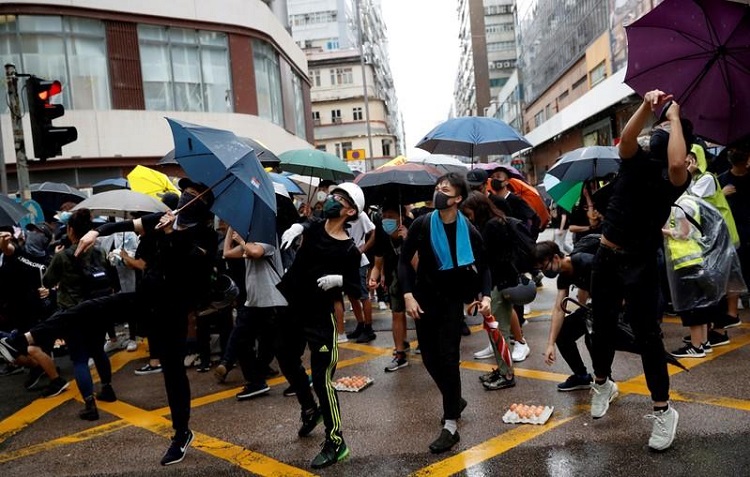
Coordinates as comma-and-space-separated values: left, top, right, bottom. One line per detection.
177, 178, 214, 206
25, 222, 53, 240
466, 168, 489, 186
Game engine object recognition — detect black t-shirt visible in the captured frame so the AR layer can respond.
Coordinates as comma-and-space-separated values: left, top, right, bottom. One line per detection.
481, 218, 518, 290
372, 224, 406, 287
277, 220, 361, 313
556, 252, 595, 291
492, 193, 539, 237
0, 246, 52, 327
602, 147, 690, 252
718, 170, 750, 242
569, 202, 602, 243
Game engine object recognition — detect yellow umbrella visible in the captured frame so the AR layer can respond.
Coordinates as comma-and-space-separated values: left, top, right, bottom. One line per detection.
127, 165, 180, 199
378, 155, 408, 169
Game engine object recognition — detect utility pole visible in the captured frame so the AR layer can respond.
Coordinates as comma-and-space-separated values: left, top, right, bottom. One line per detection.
5, 64, 30, 200
0, 100, 6, 195
355, 0, 375, 171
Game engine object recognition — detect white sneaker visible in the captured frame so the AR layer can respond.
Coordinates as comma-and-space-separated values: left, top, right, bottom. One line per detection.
337, 333, 349, 344
523, 304, 531, 315
103, 339, 123, 353
645, 405, 679, 451
590, 379, 619, 419
378, 301, 387, 310
183, 353, 199, 368
125, 340, 138, 352
473, 345, 494, 360
88, 358, 95, 368
511, 341, 531, 362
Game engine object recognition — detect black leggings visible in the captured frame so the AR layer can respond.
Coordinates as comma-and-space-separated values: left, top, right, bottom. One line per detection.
556, 307, 591, 376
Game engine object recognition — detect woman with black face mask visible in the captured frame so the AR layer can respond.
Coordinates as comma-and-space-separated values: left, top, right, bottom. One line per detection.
399, 173, 492, 454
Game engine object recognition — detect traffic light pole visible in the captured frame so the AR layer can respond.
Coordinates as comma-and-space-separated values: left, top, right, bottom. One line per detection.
5, 64, 31, 201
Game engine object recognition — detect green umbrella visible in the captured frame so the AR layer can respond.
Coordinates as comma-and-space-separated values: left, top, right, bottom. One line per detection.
278, 149, 355, 181
542, 175, 583, 213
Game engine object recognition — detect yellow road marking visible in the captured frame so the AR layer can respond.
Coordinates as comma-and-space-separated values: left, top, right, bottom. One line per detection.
459, 360, 569, 383
409, 410, 581, 477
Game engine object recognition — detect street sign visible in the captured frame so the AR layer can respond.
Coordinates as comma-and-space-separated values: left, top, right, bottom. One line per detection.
346, 149, 366, 161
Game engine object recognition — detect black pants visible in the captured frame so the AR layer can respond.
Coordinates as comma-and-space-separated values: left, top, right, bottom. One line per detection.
276, 305, 343, 445
196, 307, 232, 366
556, 307, 591, 376
236, 306, 279, 385
414, 303, 463, 421
591, 245, 669, 402
31, 291, 193, 433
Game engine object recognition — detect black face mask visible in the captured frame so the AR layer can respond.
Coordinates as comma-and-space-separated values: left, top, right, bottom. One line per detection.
490, 179, 506, 192
176, 191, 210, 227
322, 197, 343, 218
433, 191, 455, 210
649, 128, 670, 163
542, 268, 559, 279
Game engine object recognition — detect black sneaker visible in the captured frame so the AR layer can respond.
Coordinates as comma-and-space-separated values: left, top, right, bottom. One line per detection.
482, 374, 516, 390
134, 363, 162, 375
298, 407, 322, 437
708, 329, 730, 347
160, 429, 194, 466
310, 438, 349, 469
346, 324, 364, 340
78, 396, 99, 421
265, 366, 279, 378
670, 343, 705, 358
557, 374, 593, 392
714, 314, 742, 330
96, 383, 118, 402
236, 382, 270, 401
702, 341, 713, 353
41, 377, 69, 397
429, 429, 460, 454
0, 332, 23, 362
479, 368, 501, 384
24, 367, 45, 389
403, 341, 411, 353
356, 330, 376, 343
1, 363, 24, 377
384, 355, 408, 372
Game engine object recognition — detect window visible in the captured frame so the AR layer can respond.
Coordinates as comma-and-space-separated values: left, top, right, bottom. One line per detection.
352, 107, 362, 121
490, 77, 508, 88
138, 25, 232, 112
589, 61, 607, 87
289, 11, 337, 26
534, 110, 545, 127
558, 90, 569, 102
253, 39, 283, 125
485, 23, 515, 34
382, 139, 392, 157
0, 15, 111, 110
486, 41, 516, 52
292, 73, 305, 138
330, 67, 353, 85
341, 141, 352, 159
331, 109, 341, 124
316, 144, 327, 152
572, 75, 587, 90
325, 39, 339, 50
310, 69, 321, 87
335, 143, 342, 157
545, 103, 552, 118
312, 110, 321, 125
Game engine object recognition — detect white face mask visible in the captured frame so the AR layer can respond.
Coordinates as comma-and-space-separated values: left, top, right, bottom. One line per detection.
316, 191, 327, 203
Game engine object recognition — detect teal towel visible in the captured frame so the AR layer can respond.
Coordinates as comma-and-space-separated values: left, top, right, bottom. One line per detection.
430, 210, 474, 270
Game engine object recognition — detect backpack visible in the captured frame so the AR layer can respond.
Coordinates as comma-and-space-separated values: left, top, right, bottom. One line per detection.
68, 248, 117, 300
571, 233, 601, 256
504, 216, 537, 274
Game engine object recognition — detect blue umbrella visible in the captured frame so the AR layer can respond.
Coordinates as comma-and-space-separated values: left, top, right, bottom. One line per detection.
416, 117, 531, 161
166, 118, 277, 244
269, 172, 304, 195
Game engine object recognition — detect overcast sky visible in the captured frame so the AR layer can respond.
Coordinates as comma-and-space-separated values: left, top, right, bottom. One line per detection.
380, 0, 460, 158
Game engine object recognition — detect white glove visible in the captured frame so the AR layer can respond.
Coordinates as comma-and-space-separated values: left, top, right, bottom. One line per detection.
317, 274, 343, 291
280, 223, 304, 250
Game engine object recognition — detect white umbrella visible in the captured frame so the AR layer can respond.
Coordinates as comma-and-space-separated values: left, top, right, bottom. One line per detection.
408, 155, 469, 174
73, 189, 169, 218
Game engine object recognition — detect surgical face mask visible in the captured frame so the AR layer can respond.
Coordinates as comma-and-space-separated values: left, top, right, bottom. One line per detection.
382, 218, 399, 235
433, 191, 455, 210
322, 197, 343, 218
316, 190, 327, 203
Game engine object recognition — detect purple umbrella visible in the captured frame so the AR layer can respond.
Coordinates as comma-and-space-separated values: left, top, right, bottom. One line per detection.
624, 0, 750, 145
471, 162, 525, 180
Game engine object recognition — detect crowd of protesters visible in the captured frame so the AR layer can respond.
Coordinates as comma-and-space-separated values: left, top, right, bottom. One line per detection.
1, 90, 748, 468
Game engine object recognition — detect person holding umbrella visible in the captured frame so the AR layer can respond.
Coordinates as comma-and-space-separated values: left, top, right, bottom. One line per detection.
277, 182, 364, 469
589, 90, 694, 452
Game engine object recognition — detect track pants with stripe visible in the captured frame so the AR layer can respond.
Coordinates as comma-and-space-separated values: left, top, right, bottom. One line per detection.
276, 305, 343, 444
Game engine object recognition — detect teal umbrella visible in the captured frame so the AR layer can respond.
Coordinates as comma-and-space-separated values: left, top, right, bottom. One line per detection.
279, 149, 354, 181
542, 175, 583, 213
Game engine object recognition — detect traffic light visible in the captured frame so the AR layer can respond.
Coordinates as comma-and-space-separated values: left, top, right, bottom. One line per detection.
26, 76, 77, 161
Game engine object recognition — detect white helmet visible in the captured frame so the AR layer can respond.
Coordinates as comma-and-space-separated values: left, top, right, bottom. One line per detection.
332, 182, 365, 215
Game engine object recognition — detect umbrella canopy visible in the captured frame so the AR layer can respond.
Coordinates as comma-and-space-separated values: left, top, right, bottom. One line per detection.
92, 178, 129, 195
624, 0, 750, 145
378, 155, 408, 169
269, 172, 304, 195
407, 155, 468, 174
28, 182, 87, 214
159, 136, 281, 167
471, 162, 525, 180
546, 146, 621, 183
278, 149, 355, 181
127, 165, 180, 199
416, 117, 532, 160
72, 190, 169, 218
0, 195, 30, 227
167, 118, 277, 244
354, 163, 443, 205
542, 175, 584, 213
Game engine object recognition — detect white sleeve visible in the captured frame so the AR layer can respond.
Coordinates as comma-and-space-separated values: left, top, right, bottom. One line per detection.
690, 175, 716, 198
360, 212, 376, 234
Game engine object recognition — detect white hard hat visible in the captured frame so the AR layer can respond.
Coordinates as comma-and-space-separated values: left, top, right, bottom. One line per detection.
331, 182, 365, 215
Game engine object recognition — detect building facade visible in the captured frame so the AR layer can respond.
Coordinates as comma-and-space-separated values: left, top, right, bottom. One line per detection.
288, 0, 401, 170
0, 0, 313, 191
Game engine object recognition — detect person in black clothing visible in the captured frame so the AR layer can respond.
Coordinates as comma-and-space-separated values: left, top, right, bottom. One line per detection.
277, 182, 363, 469
534, 240, 595, 392
488, 168, 540, 239
568, 182, 603, 244
0, 178, 217, 466
399, 173, 492, 454
589, 90, 693, 452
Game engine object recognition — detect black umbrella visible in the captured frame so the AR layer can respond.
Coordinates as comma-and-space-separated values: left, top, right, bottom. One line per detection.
353, 163, 443, 205
92, 178, 129, 194
159, 136, 281, 167
29, 182, 87, 214
0, 195, 30, 227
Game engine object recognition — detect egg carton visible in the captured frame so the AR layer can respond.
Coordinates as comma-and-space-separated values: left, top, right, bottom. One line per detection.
332, 376, 374, 393
502, 406, 554, 425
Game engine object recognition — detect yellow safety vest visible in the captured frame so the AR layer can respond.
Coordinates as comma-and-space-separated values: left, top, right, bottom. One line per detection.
666, 205, 703, 270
